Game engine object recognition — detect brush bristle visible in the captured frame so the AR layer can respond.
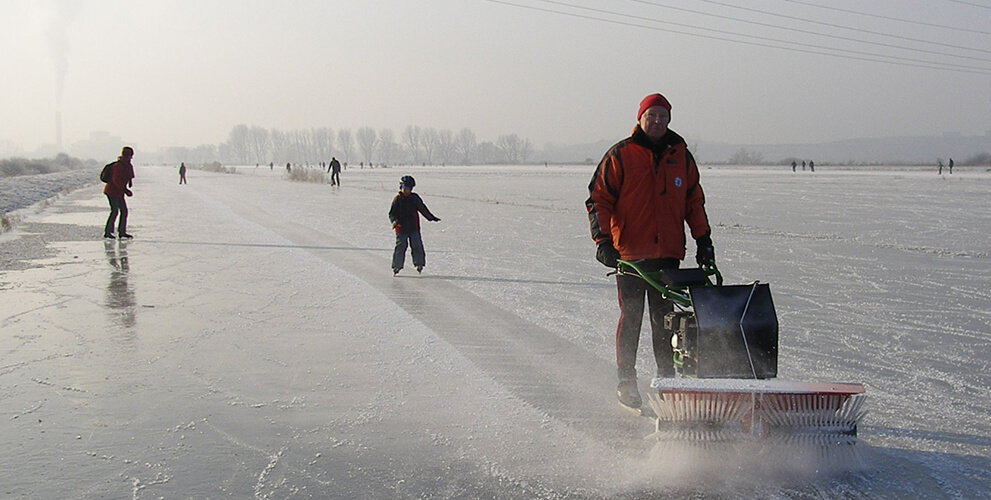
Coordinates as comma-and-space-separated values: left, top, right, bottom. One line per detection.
759, 393, 867, 434
648, 390, 752, 423
648, 389, 868, 439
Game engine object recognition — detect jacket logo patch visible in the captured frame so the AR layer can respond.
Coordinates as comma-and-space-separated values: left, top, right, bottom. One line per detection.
674, 176, 683, 188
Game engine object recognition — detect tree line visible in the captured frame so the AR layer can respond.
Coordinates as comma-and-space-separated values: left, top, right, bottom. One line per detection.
161, 125, 534, 167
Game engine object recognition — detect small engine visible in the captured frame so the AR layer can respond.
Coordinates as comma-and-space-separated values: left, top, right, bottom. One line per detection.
663, 283, 778, 379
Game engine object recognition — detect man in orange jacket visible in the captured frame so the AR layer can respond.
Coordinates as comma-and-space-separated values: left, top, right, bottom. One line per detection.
586, 93, 715, 410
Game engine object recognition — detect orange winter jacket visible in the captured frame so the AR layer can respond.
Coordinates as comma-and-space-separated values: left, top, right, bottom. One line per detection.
586, 127, 710, 261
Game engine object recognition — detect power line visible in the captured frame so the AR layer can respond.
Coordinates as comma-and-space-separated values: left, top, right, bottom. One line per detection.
483, 0, 991, 74
486, 0, 991, 75
944, 0, 991, 9
633, 0, 991, 57
781, 0, 991, 36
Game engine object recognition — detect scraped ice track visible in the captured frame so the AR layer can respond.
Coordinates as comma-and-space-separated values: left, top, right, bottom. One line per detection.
208, 186, 648, 446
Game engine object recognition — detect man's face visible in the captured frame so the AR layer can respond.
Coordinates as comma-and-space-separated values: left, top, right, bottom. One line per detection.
638, 106, 670, 141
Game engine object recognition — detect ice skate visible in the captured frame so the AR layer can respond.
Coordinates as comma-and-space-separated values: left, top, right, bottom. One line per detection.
617, 379, 642, 412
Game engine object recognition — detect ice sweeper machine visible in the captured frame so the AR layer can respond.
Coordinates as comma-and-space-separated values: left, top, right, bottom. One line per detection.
615, 260, 868, 450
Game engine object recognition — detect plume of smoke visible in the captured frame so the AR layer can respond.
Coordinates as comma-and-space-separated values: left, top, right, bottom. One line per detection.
44, 0, 79, 111
43, 1, 79, 150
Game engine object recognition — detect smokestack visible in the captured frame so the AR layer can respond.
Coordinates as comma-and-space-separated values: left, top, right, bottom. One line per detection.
56, 112, 63, 150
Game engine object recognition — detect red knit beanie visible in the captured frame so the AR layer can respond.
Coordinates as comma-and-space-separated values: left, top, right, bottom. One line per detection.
637, 93, 671, 120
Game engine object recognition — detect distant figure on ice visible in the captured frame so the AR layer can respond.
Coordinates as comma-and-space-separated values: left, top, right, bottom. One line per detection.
389, 175, 441, 275
286, 162, 291, 174
802, 160, 806, 171
178, 162, 187, 184
809, 160, 815, 172
791, 161, 797, 172
938, 160, 943, 175
949, 158, 954, 174
270, 162, 273, 170
586, 93, 714, 412
328, 157, 342, 186
103, 146, 136, 239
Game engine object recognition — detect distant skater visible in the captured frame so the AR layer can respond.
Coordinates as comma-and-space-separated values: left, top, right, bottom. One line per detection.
178, 162, 187, 184
948, 158, 953, 174
328, 157, 341, 186
286, 162, 291, 174
791, 161, 797, 172
938, 160, 943, 175
103, 146, 136, 239
809, 160, 814, 172
802, 161, 806, 171
389, 175, 441, 275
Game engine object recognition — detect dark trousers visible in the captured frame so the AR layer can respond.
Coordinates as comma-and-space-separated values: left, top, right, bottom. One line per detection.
392, 231, 425, 269
105, 195, 128, 236
615, 258, 679, 380
331, 171, 340, 185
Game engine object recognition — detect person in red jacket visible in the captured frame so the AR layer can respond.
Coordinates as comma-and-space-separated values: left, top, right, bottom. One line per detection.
103, 146, 136, 239
586, 94, 715, 411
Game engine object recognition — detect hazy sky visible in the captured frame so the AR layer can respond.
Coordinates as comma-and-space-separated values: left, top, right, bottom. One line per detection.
2, 0, 989, 153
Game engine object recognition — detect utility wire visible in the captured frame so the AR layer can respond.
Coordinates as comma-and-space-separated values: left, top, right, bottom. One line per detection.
484, 0, 991, 74
781, 0, 991, 35
632, 0, 991, 57
945, 0, 991, 9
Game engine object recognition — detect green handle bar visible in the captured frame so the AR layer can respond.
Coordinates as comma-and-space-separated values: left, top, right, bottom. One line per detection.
613, 259, 722, 308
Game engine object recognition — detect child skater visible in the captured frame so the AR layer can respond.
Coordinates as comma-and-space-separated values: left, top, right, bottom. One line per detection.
389, 175, 441, 275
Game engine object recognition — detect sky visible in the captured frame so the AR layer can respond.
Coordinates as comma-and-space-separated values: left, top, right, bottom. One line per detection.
1, 0, 989, 154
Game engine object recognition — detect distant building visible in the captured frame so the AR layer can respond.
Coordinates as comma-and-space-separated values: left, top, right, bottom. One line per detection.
69, 131, 129, 161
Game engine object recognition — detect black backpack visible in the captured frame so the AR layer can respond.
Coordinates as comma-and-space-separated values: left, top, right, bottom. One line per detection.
100, 162, 114, 183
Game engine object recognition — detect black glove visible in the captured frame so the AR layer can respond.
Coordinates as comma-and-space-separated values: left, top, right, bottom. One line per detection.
695, 233, 715, 267
596, 240, 620, 268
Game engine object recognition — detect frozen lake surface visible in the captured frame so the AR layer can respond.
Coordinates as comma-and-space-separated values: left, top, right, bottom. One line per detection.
1, 164, 989, 498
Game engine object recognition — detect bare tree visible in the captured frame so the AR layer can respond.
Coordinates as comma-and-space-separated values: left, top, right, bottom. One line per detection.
269, 129, 288, 163
337, 129, 354, 163
421, 127, 439, 165
312, 127, 334, 163
162, 144, 218, 164
728, 147, 765, 165
454, 128, 476, 165
437, 129, 455, 165
496, 134, 533, 164
225, 124, 252, 164
288, 129, 312, 164
248, 126, 270, 164
378, 128, 399, 166
356, 127, 378, 165
519, 137, 533, 164
475, 141, 499, 164
402, 125, 422, 164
